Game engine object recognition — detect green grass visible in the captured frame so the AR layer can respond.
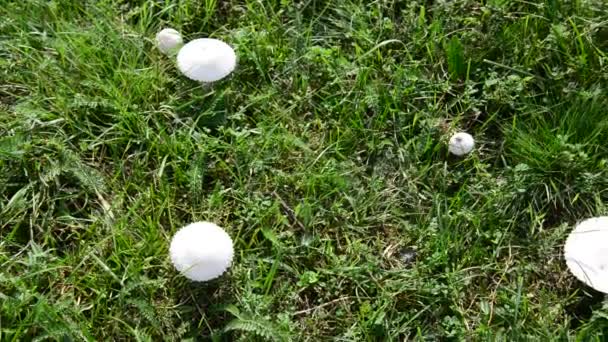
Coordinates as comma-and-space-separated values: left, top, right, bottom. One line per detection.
1, 0, 608, 340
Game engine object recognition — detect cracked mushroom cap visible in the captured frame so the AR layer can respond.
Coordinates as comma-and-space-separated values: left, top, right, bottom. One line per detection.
448, 132, 475, 156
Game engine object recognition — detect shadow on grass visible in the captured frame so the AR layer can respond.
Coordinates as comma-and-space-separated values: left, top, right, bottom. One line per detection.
169, 274, 236, 340
567, 288, 605, 329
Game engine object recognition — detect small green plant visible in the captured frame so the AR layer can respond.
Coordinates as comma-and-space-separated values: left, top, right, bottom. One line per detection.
224, 305, 291, 342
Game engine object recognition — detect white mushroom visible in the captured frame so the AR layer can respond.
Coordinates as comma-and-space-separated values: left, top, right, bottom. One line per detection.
448, 132, 475, 156
564, 217, 608, 293
177, 38, 236, 82
170, 221, 234, 281
156, 28, 183, 54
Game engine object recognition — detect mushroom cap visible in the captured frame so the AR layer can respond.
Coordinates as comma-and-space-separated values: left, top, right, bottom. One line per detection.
170, 221, 234, 281
448, 132, 475, 156
176, 38, 236, 82
156, 28, 183, 54
564, 217, 608, 293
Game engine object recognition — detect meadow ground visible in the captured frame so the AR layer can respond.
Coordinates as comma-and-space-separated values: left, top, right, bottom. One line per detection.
1, 0, 608, 340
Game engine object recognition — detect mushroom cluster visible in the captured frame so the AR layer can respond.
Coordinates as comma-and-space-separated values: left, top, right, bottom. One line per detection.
154, 29, 605, 301
156, 28, 236, 83
156, 28, 238, 282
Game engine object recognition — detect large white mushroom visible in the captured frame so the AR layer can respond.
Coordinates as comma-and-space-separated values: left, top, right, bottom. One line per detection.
170, 221, 234, 281
448, 132, 475, 156
156, 28, 183, 54
564, 216, 608, 293
176, 38, 236, 82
